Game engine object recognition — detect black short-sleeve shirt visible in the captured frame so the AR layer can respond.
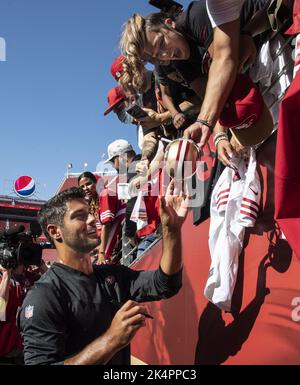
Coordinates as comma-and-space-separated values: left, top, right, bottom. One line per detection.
18, 262, 182, 365
157, 0, 268, 88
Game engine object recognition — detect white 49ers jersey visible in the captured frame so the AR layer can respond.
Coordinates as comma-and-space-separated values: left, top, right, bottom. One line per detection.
204, 148, 261, 312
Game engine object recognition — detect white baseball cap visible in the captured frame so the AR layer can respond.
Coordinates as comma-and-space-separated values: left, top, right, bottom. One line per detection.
104, 139, 134, 163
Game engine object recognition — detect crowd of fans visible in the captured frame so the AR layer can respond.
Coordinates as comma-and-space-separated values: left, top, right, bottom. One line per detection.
1, 0, 299, 365
84, 0, 295, 266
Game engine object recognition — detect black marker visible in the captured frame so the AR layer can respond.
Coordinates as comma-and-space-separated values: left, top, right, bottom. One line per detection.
110, 299, 154, 319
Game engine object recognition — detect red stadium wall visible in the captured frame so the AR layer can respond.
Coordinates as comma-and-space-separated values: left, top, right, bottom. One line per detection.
131, 135, 300, 365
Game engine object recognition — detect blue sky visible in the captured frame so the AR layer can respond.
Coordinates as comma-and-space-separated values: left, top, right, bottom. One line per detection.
0, 0, 190, 200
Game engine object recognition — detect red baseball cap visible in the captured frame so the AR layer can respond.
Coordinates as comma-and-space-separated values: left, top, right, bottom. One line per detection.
110, 55, 126, 82
103, 86, 126, 116
219, 74, 273, 146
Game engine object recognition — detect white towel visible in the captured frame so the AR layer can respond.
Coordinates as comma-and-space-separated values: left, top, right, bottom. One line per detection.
204, 149, 261, 311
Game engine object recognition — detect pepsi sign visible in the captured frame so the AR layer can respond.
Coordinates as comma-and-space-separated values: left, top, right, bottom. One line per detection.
14, 176, 36, 197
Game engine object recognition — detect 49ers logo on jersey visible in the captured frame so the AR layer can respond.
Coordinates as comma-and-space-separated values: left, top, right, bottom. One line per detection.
105, 276, 116, 286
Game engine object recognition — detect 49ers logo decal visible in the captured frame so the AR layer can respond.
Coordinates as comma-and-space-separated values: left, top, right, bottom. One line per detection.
196, 136, 217, 182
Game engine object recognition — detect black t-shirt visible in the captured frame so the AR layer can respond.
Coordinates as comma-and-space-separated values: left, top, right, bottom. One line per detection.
142, 72, 161, 137
174, 0, 213, 79
142, 72, 158, 111
155, 64, 197, 103
18, 262, 182, 365
157, 0, 268, 88
155, 0, 213, 90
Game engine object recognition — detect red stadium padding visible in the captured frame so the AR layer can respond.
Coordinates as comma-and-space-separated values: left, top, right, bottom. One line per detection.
275, 71, 300, 261
131, 138, 300, 365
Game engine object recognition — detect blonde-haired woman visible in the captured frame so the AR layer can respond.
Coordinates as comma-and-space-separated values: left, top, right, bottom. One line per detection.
120, 11, 190, 92
120, 0, 272, 148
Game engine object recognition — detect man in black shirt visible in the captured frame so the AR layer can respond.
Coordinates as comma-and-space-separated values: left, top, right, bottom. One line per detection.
18, 186, 187, 365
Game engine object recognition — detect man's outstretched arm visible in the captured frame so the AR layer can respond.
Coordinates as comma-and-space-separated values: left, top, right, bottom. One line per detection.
159, 180, 189, 275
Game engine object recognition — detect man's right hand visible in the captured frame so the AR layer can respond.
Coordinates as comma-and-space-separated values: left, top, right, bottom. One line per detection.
217, 140, 233, 167
106, 300, 147, 350
183, 121, 212, 148
64, 300, 148, 365
172, 112, 186, 129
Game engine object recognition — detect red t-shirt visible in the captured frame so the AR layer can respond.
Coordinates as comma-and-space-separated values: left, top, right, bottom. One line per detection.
99, 187, 126, 225
136, 170, 162, 238
99, 186, 126, 259
0, 271, 38, 356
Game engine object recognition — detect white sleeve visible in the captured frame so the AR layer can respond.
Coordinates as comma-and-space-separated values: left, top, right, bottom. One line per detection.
206, 0, 245, 28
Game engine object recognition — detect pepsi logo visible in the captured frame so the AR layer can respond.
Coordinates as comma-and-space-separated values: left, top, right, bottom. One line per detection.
14, 176, 36, 197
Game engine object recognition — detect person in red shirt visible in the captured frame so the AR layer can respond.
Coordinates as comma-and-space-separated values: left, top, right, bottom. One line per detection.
99, 140, 138, 264
0, 261, 47, 364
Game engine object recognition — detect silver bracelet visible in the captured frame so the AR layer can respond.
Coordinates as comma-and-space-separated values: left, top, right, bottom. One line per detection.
213, 133, 228, 146
215, 136, 229, 148
214, 132, 228, 142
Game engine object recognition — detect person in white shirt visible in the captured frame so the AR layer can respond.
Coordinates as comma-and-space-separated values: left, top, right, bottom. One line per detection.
206, 0, 244, 27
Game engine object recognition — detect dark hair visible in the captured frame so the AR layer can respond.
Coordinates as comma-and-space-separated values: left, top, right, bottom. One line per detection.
77, 171, 97, 185
39, 187, 85, 244
127, 150, 136, 159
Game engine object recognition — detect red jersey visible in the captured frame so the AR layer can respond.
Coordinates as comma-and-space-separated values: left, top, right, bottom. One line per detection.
99, 184, 126, 260
0, 271, 39, 356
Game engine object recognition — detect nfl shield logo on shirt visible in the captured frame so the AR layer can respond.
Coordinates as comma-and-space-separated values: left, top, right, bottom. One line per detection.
25, 305, 34, 319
